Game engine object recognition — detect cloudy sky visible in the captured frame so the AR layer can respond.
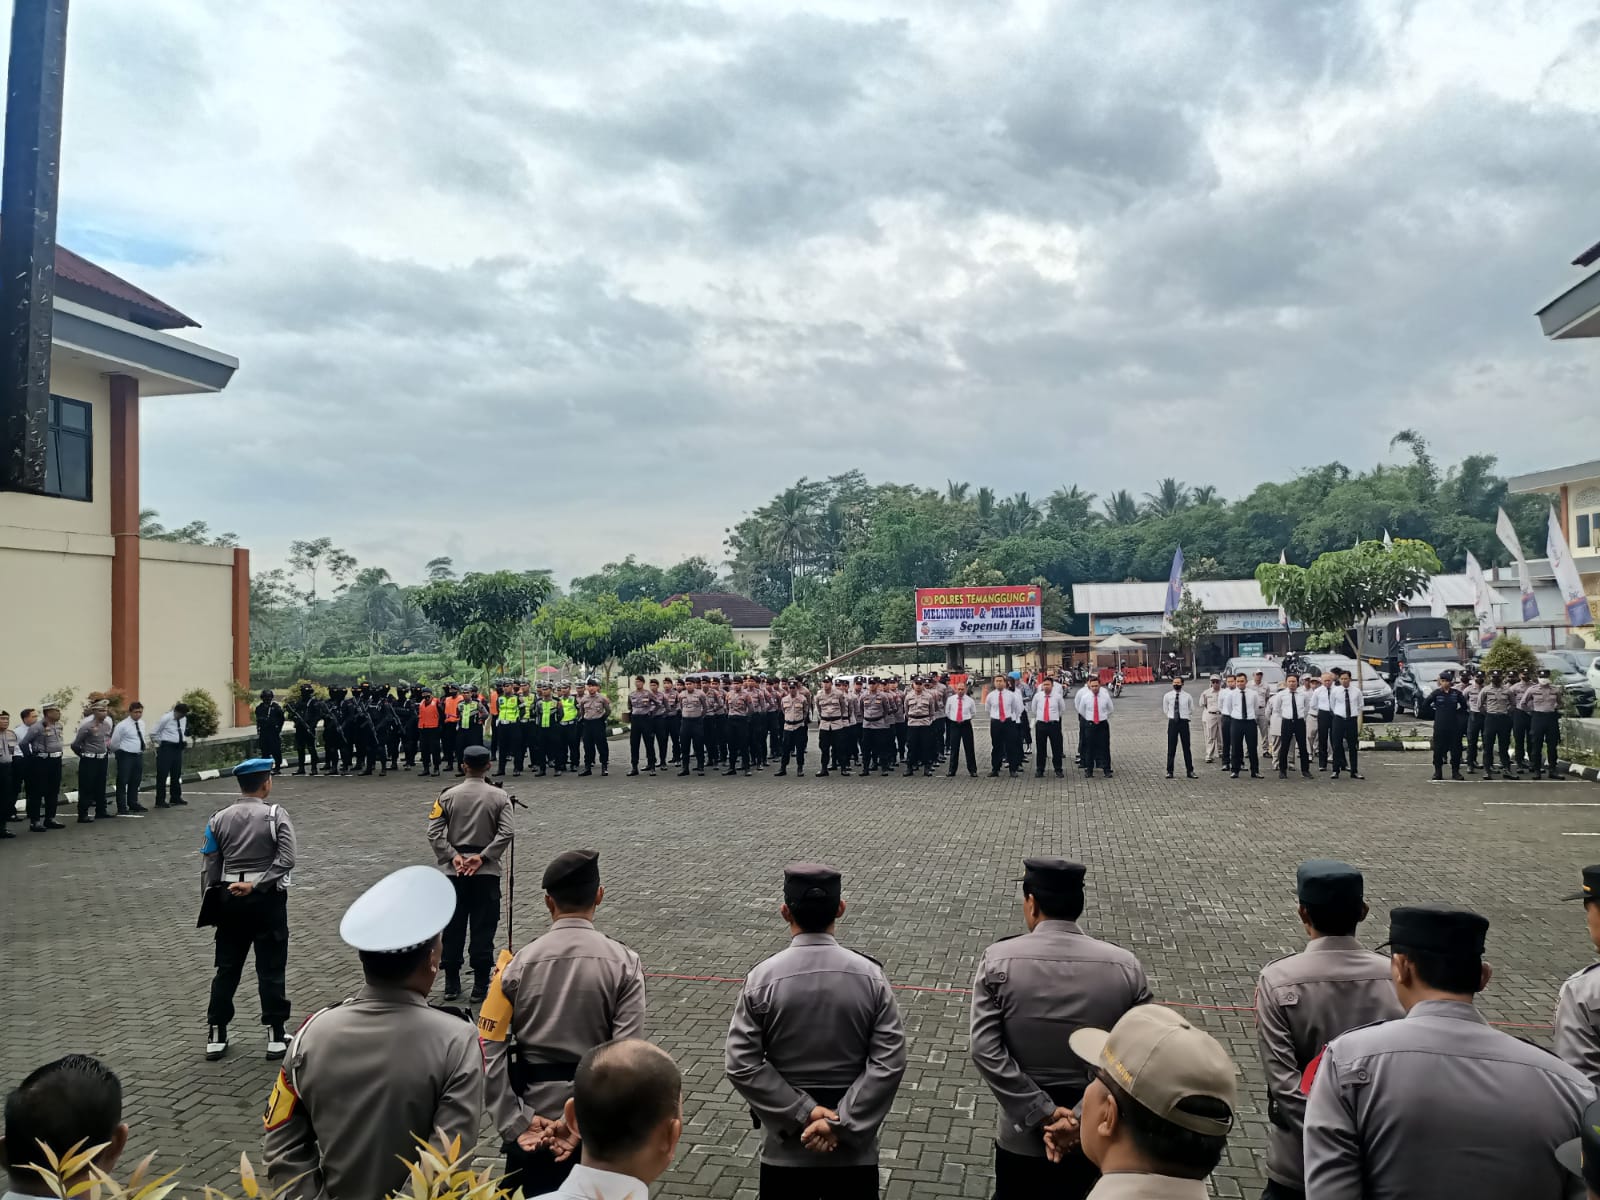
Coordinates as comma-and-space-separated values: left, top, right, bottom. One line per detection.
40, 0, 1600, 585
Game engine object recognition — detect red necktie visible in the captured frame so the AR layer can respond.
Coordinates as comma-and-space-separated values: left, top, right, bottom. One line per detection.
1044, 692, 1051, 721
999, 693, 1006, 720
957, 696, 963, 721
1094, 693, 1100, 722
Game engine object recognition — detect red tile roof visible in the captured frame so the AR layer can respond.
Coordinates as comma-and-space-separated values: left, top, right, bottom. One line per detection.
668, 592, 779, 628
0, 216, 196, 329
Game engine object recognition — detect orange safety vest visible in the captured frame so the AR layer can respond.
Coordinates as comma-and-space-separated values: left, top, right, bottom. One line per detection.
443, 696, 461, 724
417, 699, 440, 729
489, 689, 500, 718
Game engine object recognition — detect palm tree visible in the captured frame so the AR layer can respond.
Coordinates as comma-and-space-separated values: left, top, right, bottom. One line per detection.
1046, 485, 1097, 525
1103, 490, 1141, 525
974, 486, 996, 529
1389, 429, 1437, 491
1142, 478, 1190, 519
765, 485, 819, 600
349, 567, 406, 658
1190, 484, 1220, 506
945, 480, 971, 505
996, 492, 1040, 537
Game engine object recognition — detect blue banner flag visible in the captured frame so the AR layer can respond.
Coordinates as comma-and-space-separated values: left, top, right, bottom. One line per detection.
1164, 547, 1184, 619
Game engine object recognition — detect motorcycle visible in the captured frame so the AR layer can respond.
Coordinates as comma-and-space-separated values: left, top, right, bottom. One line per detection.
1110, 670, 1125, 698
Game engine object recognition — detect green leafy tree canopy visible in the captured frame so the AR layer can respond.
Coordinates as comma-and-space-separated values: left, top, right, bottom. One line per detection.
413, 570, 554, 673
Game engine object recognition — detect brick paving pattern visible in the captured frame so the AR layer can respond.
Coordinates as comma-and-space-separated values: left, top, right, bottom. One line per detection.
4, 689, 1598, 1197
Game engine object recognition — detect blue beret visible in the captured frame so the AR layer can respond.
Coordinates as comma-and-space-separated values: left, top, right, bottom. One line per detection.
233, 758, 275, 777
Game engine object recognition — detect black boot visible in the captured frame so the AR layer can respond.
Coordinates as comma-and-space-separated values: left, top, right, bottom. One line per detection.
628, 767, 640, 776
443, 972, 462, 1001
579, 767, 593, 777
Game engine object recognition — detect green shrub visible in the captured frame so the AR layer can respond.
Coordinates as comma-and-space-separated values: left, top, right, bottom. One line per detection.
86, 687, 131, 720
1480, 638, 1538, 676
181, 687, 221, 738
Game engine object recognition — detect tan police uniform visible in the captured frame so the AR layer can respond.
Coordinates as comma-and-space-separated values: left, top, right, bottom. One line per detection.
427, 761, 514, 998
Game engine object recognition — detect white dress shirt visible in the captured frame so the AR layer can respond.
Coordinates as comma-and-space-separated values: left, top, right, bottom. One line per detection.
1031, 684, 1066, 722
1329, 682, 1361, 718
1220, 688, 1258, 721
945, 691, 974, 723
1308, 684, 1333, 714
151, 711, 187, 744
1272, 688, 1306, 722
1162, 689, 1194, 720
530, 1164, 650, 1200
110, 716, 149, 753
1074, 688, 1113, 723
985, 688, 1023, 722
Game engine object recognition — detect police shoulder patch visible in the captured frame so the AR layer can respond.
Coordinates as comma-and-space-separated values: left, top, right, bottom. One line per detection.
263, 1068, 298, 1131
428, 797, 445, 820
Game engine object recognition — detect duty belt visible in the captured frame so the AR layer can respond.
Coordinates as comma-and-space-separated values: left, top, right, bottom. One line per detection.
752, 1084, 848, 1130
79, 751, 107, 759
507, 1052, 581, 1096
43, 751, 63, 758
223, 870, 266, 884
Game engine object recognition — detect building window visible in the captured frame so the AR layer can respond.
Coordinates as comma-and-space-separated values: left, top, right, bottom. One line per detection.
1578, 513, 1594, 550
44, 395, 92, 502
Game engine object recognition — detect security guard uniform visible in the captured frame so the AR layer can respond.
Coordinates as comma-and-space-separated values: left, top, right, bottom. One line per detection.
263, 866, 485, 1200
971, 859, 1150, 1200
1303, 905, 1593, 1200
725, 863, 907, 1200
201, 759, 297, 1060
428, 745, 514, 1001
479, 850, 646, 1197
1254, 861, 1401, 1198
1555, 865, 1600, 1088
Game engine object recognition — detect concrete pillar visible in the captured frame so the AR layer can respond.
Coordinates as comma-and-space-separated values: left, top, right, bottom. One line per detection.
232, 548, 251, 727
109, 374, 139, 697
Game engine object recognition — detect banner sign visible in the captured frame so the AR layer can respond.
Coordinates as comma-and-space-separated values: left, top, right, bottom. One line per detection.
916, 585, 1042, 644
1548, 506, 1595, 628
1464, 551, 1497, 645
1496, 507, 1540, 622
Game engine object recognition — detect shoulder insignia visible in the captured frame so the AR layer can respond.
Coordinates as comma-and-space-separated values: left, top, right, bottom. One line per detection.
428, 797, 445, 820
844, 946, 884, 968
476, 949, 516, 1042
263, 1067, 298, 1131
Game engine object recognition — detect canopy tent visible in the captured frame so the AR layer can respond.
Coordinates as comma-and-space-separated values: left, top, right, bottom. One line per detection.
1095, 633, 1144, 651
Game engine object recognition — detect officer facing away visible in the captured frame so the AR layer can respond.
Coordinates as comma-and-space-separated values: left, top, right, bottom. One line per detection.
1556, 1097, 1600, 1200
1555, 865, 1600, 1087
428, 743, 514, 1003
201, 758, 296, 1063
725, 863, 907, 1200
263, 866, 485, 1200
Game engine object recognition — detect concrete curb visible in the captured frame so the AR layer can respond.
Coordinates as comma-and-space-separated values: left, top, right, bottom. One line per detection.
1557, 759, 1600, 783
1360, 739, 1432, 751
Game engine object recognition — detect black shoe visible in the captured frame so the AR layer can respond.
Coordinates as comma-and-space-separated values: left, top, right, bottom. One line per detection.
904, 768, 915, 777
43, 819, 65, 829
988, 769, 1000, 777
470, 981, 489, 1003
628, 768, 640, 776
696, 768, 705, 776
1249, 772, 1261, 779
1055, 768, 1064, 777
29, 821, 45, 832
1330, 772, 1340, 780
947, 769, 957, 777
1231, 772, 1241, 779
1084, 771, 1095, 778
1278, 770, 1287, 779
840, 768, 852, 776
443, 974, 462, 1002
775, 768, 787, 776
797, 769, 806, 776
969, 770, 979, 777
309, 767, 319, 776
98, 807, 115, 818
77, 815, 94, 823
1432, 771, 1443, 781
1348, 773, 1364, 780
0, 827, 14, 839
267, 1024, 288, 1060
293, 768, 306, 776
206, 1025, 229, 1061
1188, 771, 1199, 779
818, 769, 830, 777
1300, 769, 1311, 779
169, 798, 188, 807
677, 768, 690, 776
127, 802, 149, 813
579, 768, 592, 777
724, 768, 739, 776
1165, 771, 1174, 779
1452, 772, 1466, 781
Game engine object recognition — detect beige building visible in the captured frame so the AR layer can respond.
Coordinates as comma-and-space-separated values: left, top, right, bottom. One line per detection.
669, 591, 778, 658
1508, 459, 1600, 639
0, 242, 244, 724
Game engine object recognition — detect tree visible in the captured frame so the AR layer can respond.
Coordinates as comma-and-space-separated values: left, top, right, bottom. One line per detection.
1389, 429, 1437, 492
1030, 576, 1070, 632
1479, 636, 1538, 677
347, 567, 407, 664
534, 595, 690, 682
570, 554, 670, 603
1142, 478, 1190, 519
139, 508, 237, 546
1103, 490, 1141, 525
1257, 538, 1442, 721
1046, 485, 1096, 525
1166, 587, 1217, 675
1190, 485, 1220, 507
288, 538, 358, 655
945, 480, 971, 505
413, 570, 554, 674
425, 556, 456, 582
662, 556, 718, 596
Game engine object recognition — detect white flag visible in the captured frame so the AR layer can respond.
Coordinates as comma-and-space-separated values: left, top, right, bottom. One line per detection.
1465, 551, 1498, 645
1277, 550, 1288, 628
1383, 529, 1392, 548
1429, 581, 1447, 619
1496, 507, 1539, 622
1547, 506, 1595, 628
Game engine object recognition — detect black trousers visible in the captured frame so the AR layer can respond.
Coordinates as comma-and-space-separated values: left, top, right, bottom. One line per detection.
1484, 713, 1513, 771
1277, 718, 1309, 773
758, 1163, 879, 1200
1018, 710, 1032, 747
657, 716, 673, 764
993, 1144, 1098, 1200
1531, 711, 1560, 774
77, 756, 109, 819
989, 720, 1021, 772
1513, 710, 1531, 766
155, 741, 184, 803
708, 714, 727, 763
563, 723, 581, 767
781, 726, 808, 769
863, 727, 891, 772
947, 722, 976, 774
419, 728, 442, 772
726, 716, 750, 771
932, 717, 946, 759
441, 725, 458, 769
907, 724, 934, 770
680, 717, 706, 769
630, 717, 657, 768
1314, 711, 1333, 768
1082, 720, 1111, 773
496, 724, 523, 773
1229, 718, 1259, 774
580, 718, 609, 768
502, 1140, 580, 1197
442, 874, 501, 983
27, 757, 61, 821
1166, 718, 1193, 774
208, 888, 290, 1027
292, 725, 319, 770
1465, 712, 1484, 767
259, 729, 282, 768
1261, 1183, 1306, 1200
1035, 720, 1064, 774
0, 761, 15, 820
1331, 715, 1360, 775
818, 727, 841, 770
1431, 727, 1462, 772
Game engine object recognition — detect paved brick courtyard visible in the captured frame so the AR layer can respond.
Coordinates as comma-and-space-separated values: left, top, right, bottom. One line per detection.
5, 689, 1599, 1198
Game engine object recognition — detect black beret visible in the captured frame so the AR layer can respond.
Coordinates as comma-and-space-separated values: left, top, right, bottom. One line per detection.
1387, 904, 1487, 957
783, 862, 842, 905
1297, 859, 1364, 907
1020, 857, 1087, 898
462, 745, 492, 766
543, 849, 600, 892
1562, 865, 1600, 902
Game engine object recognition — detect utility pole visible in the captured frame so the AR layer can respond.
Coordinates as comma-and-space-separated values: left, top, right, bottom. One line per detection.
0, 0, 70, 494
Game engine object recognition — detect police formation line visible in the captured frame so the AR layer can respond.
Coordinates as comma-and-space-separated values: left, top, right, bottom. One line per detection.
184, 754, 1600, 1200
250, 673, 1127, 783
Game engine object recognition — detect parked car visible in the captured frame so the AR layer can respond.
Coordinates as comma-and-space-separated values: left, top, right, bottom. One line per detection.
1223, 657, 1286, 686
1534, 653, 1597, 718
1300, 654, 1396, 722
1590, 656, 1600, 696
1393, 661, 1461, 719
1550, 648, 1600, 675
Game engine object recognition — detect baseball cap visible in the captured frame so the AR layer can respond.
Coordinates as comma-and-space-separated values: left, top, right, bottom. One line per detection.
1070, 1005, 1236, 1135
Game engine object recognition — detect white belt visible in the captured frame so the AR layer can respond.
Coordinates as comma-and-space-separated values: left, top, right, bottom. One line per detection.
80, 752, 107, 759
44, 751, 63, 758
224, 870, 266, 884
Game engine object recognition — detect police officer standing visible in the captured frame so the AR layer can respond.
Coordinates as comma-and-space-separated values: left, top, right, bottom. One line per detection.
970, 858, 1150, 1200
1479, 669, 1516, 779
626, 675, 657, 776
255, 690, 286, 774
815, 679, 849, 777
1460, 668, 1483, 773
286, 684, 320, 776
200, 758, 296, 1062
495, 682, 523, 777
1303, 904, 1593, 1198
1526, 668, 1565, 780
428, 744, 514, 1002
263, 865, 485, 1200
479, 849, 646, 1197
1254, 860, 1401, 1200
1424, 669, 1469, 781
725, 863, 907, 1200
576, 679, 612, 777
1555, 865, 1600, 1087
70, 700, 114, 822
777, 680, 813, 777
